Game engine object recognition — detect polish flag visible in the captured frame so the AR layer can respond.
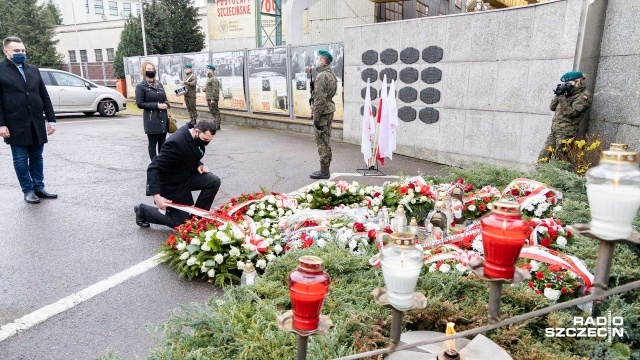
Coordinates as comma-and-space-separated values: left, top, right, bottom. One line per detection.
361, 79, 375, 164
379, 79, 398, 159
376, 74, 388, 165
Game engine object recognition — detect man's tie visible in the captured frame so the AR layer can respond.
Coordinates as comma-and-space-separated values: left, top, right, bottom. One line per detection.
17, 65, 26, 82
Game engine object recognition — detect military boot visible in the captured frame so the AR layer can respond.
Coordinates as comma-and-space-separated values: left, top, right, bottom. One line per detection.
309, 165, 330, 179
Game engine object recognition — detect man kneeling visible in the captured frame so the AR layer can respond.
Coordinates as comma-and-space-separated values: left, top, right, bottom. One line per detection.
135, 120, 221, 228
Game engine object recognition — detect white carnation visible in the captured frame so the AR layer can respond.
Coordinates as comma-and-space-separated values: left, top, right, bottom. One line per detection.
266, 254, 276, 262
274, 244, 283, 254
186, 257, 196, 266
258, 210, 266, 217
207, 269, 216, 278
201, 243, 211, 252
259, 203, 266, 209
176, 242, 186, 251
544, 287, 561, 302
415, 186, 422, 193
322, 187, 330, 193
556, 236, 567, 247
247, 209, 255, 216
468, 204, 476, 211
237, 261, 245, 270
539, 203, 549, 212
429, 263, 437, 273
179, 252, 190, 261
530, 260, 540, 272
249, 204, 256, 210
262, 229, 270, 237
439, 264, 451, 273
267, 205, 274, 211
285, 210, 292, 216
229, 246, 241, 257
191, 238, 201, 246
256, 259, 267, 269
201, 265, 208, 273
205, 230, 215, 241
554, 206, 563, 212
233, 227, 245, 240
455, 263, 467, 273
214, 254, 224, 264
359, 189, 365, 196
270, 211, 277, 217
219, 233, 231, 244
278, 208, 285, 215
420, 196, 428, 202
348, 239, 358, 250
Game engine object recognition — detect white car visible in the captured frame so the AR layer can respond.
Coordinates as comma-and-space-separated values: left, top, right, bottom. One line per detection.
39, 68, 127, 117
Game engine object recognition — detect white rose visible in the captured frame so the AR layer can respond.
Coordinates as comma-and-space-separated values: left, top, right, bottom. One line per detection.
420, 196, 428, 202
219, 233, 231, 244
322, 187, 330, 194
205, 230, 215, 241
274, 244, 283, 254
201, 265, 208, 273
247, 209, 255, 216
455, 263, 467, 273
259, 210, 266, 217
233, 228, 245, 240
214, 254, 224, 264
250, 204, 256, 210
207, 269, 216, 278
191, 238, 201, 246
176, 242, 186, 251
270, 211, 277, 217
237, 261, 245, 270
408, 188, 414, 194
285, 210, 293, 216
229, 246, 241, 257
439, 264, 451, 273
468, 204, 476, 211
265, 237, 274, 245
429, 263, 437, 273
530, 260, 540, 272
556, 236, 567, 247
411, 199, 416, 204
266, 254, 276, 262
256, 259, 267, 269
267, 205, 274, 211
262, 229, 270, 237
278, 208, 285, 215
407, 193, 414, 199
554, 206, 563, 212
259, 203, 266, 209
275, 234, 282, 240
335, 190, 342, 197
201, 243, 211, 252
373, 206, 379, 212
359, 189, 365, 196
544, 287, 561, 302
348, 239, 358, 250
179, 252, 190, 260
317, 239, 327, 247
186, 257, 196, 266
415, 186, 422, 193
217, 224, 226, 230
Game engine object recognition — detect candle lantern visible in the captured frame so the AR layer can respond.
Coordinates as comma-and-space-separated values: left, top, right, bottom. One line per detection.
392, 205, 408, 232
438, 191, 453, 212
450, 185, 465, 203
609, 143, 629, 151
288, 256, 331, 333
586, 151, 640, 240
380, 233, 424, 310
480, 200, 529, 279
408, 217, 419, 237
241, 261, 259, 286
437, 322, 461, 360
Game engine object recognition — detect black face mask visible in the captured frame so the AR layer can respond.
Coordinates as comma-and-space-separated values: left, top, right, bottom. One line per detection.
145, 71, 156, 78
193, 134, 210, 147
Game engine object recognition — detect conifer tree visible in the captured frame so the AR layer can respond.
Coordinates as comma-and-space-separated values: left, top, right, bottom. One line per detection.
113, 15, 154, 79
144, 0, 173, 55
162, 0, 205, 53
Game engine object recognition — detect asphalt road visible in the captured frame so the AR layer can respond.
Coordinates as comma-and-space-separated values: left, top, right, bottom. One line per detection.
0, 114, 443, 359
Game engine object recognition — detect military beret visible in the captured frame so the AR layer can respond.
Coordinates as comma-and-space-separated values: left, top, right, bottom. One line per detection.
206, 65, 215, 70
184, 64, 193, 69
561, 71, 583, 82
318, 50, 333, 62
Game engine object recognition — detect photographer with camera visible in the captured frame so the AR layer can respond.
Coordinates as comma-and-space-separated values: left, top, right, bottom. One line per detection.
538, 71, 592, 160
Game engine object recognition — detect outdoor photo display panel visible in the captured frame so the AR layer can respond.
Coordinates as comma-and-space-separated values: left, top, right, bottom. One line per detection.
125, 56, 141, 98
158, 54, 183, 102
182, 52, 210, 106
247, 47, 289, 114
211, 50, 247, 110
290, 43, 344, 119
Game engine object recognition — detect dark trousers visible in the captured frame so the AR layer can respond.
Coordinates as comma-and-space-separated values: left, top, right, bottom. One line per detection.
10, 144, 45, 194
141, 172, 221, 228
147, 133, 167, 161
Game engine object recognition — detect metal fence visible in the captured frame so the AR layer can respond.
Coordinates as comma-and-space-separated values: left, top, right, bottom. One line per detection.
60, 62, 116, 88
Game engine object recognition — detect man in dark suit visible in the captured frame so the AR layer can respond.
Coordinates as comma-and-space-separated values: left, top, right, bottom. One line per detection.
0, 36, 58, 204
134, 120, 221, 228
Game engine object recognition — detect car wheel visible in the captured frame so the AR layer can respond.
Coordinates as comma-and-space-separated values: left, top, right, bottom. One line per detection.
98, 100, 117, 117
83, 112, 95, 116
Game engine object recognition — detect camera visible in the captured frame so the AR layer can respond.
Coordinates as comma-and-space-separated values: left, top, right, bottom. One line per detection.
554, 82, 574, 96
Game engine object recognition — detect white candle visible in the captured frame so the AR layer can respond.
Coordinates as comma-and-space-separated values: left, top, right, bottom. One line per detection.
381, 257, 423, 310
587, 183, 640, 240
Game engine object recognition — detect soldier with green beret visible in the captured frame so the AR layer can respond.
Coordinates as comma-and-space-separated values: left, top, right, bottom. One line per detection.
309, 50, 338, 180
538, 71, 592, 160
205, 65, 221, 130
182, 63, 198, 126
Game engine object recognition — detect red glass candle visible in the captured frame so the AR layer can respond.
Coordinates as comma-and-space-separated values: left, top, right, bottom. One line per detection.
288, 255, 331, 332
480, 200, 530, 279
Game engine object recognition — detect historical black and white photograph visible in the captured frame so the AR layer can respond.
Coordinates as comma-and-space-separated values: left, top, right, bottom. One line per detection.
248, 47, 288, 114
211, 50, 247, 109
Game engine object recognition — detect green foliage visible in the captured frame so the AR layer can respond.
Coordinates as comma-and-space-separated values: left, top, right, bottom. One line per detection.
162, 0, 205, 54
113, 15, 153, 78
0, 0, 63, 67
143, 0, 173, 55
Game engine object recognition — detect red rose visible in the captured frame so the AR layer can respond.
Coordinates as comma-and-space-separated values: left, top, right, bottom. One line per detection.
525, 190, 532, 196
181, 232, 188, 240
247, 195, 254, 200
368, 229, 377, 241
541, 237, 552, 248
548, 229, 557, 239
545, 284, 551, 288
529, 220, 538, 228
464, 184, 473, 192
556, 275, 563, 281
511, 189, 520, 196
408, 183, 415, 189
384, 226, 393, 234
399, 187, 409, 195
354, 222, 365, 232
478, 204, 487, 211
373, 192, 381, 198
550, 198, 556, 204
325, 205, 332, 210
570, 289, 575, 294
548, 264, 562, 273
528, 281, 534, 288
469, 200, 476, 205
546, 192, 554, 198
482, 196, 491, 203
535, 289, 543, 295
566, 231, 573, 237
456, 178, 464, 184
561, 287, 568, 294
536, 272, 545, 280
167, 234, 176, 246
230, 198, 237, 203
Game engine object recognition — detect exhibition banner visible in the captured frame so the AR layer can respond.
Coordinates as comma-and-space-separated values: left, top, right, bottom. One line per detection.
125, 56, 141, 99
247, 47, 289, 114
208, 0, 256, 40
183, 52, 210, 106
211, 50, 247, 110
158, 54, 183, 102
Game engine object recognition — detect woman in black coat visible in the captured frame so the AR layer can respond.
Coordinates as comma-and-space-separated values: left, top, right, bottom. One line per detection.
135, 61, 169, 160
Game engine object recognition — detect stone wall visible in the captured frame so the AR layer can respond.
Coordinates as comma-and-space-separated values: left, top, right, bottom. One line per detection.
343, 0, 583, 170
589, 0, 640, 149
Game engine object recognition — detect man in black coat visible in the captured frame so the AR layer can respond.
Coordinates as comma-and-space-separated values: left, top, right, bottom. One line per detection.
0, 36, 58, 204
134, 120, 221, 228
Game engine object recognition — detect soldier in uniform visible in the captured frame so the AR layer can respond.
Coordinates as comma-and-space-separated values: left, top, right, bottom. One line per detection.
309, 50, 338, 180
204, 65, 221, 130
181, 64, 198, 127
538, 71, 592, 160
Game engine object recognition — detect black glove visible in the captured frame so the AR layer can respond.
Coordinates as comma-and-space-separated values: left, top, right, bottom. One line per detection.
313, 118, 322, 130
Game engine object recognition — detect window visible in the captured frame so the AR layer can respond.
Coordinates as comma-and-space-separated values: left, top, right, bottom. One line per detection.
417, 1, 429, 18
80, 50, 88, 62
136, 4, 140, 16
109, 1, 118, 16
106, 48, 115, 61
123, 3, 131, 16
51, 72, 87, 87
95, 0, 104, 14
68, 50, 77, 63
95, 49, 103, 62
375, 2, 403, 23
40, 71, 54, 86
85, 0, 89, 13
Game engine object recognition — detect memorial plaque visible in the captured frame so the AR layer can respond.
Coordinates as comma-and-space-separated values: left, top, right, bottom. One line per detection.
419, 107, 440, 124
361, 86, 378, 101
398, 87, 418, 103
399, 67, 419, 84
380, 48, 399, 65
420, 87, 441, 104
398, 106, 417, 122
421, 67, 442, 84
400, 47, 420, 64
422, 46, 444, 63
362, 50, 379, 66
361, 105, 378, 117
380, 68, 398, 82
361, 68, 378, 82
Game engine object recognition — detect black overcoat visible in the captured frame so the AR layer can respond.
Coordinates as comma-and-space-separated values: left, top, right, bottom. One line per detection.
146, 125, 206, 206
135, 80, 168, 134
0, 59, 56, 146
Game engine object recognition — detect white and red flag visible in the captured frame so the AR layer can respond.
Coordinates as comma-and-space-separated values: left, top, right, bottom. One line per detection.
360, 79, 374, 164
379, 79, 398, 159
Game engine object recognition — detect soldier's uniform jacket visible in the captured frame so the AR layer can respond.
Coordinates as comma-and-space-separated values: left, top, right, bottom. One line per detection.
184, 72, 197, 97
311, 64, 337, 122
205, 73, 219, 101
549, 85, 592, 129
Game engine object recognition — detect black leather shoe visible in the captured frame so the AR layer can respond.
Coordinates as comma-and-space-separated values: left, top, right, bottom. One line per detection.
134, 205, 150, 228
25, 192, 40, 204
34, 190, 58, 199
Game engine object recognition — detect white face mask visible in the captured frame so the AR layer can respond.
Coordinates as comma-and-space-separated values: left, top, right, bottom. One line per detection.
315, 58, 322, 67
